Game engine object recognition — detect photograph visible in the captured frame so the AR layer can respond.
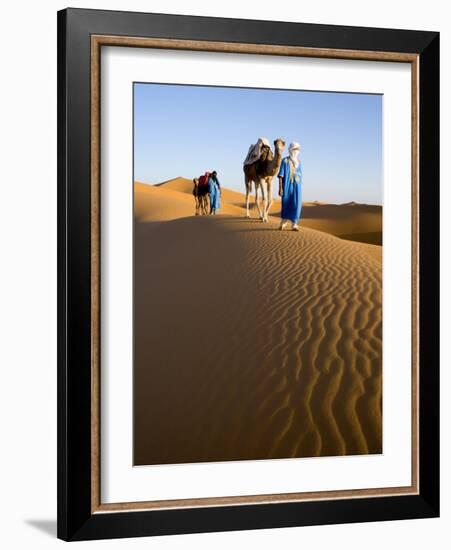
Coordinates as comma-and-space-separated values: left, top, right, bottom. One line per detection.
133, 82, 383, 466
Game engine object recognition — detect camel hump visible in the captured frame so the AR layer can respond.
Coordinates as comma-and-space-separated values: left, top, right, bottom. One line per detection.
243, 138, 271, 166
243, 144, 255, 165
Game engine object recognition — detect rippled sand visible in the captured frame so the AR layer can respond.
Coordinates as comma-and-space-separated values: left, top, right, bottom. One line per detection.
134, 183, 382, 465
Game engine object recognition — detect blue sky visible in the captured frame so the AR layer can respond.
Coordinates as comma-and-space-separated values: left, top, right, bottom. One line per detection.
134, 83, 382, 204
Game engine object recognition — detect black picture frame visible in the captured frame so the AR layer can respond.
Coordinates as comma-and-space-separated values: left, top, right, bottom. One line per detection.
57, 7, 439, 541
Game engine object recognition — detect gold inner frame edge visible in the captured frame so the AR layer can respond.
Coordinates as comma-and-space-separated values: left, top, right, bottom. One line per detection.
90, 35, 420, 514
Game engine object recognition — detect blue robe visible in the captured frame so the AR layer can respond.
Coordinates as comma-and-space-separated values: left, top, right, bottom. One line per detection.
208, 177, 221, 211
278, 157, 302, 223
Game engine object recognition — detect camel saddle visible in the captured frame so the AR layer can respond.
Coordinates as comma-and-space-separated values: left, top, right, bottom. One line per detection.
243, 137, 270, 166
198, 173, 210, 188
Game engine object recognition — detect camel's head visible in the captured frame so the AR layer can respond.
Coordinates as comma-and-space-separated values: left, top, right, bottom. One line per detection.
193, 178, 199, 186
274, 139, 286, 153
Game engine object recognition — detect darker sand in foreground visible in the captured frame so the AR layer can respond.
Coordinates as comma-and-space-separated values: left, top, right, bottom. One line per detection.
134, 181, 382, 465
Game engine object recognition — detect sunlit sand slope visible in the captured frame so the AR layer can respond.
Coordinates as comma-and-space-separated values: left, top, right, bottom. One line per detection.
137, 179, 382, 245
134, 211, 382, 465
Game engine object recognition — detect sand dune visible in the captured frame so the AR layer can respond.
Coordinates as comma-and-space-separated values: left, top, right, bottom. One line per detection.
296, 203, 382, 245
139, 178, 382, 245
154, 176, 194, 193
155, 176, 249, 207
135, 181, 244, 221
134, 185, 382, 465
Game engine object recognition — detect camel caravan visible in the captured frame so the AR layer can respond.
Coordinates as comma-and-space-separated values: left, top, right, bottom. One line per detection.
192, 171, 221, 216
192, 138, 303, 231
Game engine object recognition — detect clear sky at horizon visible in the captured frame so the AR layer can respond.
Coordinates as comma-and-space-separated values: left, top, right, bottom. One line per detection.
134, 83, 382, 205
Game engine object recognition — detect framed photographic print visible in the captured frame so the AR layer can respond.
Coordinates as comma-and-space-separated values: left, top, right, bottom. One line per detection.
57, 8, 439, 541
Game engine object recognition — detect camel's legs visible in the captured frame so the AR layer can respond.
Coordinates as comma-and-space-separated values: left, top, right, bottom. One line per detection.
264, 178, 274, 221
244, 180, 252, 218
260, 178, 269, 222
195, 196, 200, 216
255, 183, 263, 220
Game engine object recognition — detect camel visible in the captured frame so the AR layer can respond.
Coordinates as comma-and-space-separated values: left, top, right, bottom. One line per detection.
243, 143, 272, 219
193, 177, 209, 215
243, 138, 286, 222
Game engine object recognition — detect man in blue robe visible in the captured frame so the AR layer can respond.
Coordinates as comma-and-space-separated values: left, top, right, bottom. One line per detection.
277, 142, 302, 231
208, 171, 221, 215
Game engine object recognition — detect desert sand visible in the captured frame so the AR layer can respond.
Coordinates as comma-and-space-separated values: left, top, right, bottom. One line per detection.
137, 178, 382, 245
134, 178, 382, 465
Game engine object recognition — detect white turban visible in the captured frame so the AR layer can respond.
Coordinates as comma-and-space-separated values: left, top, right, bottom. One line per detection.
289, 142, 301, 167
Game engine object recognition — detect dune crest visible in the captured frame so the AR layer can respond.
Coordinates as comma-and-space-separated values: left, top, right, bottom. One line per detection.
135, 179, 382, 245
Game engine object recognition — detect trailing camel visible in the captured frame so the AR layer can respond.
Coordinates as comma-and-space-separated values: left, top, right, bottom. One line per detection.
193, 175, 209, 215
